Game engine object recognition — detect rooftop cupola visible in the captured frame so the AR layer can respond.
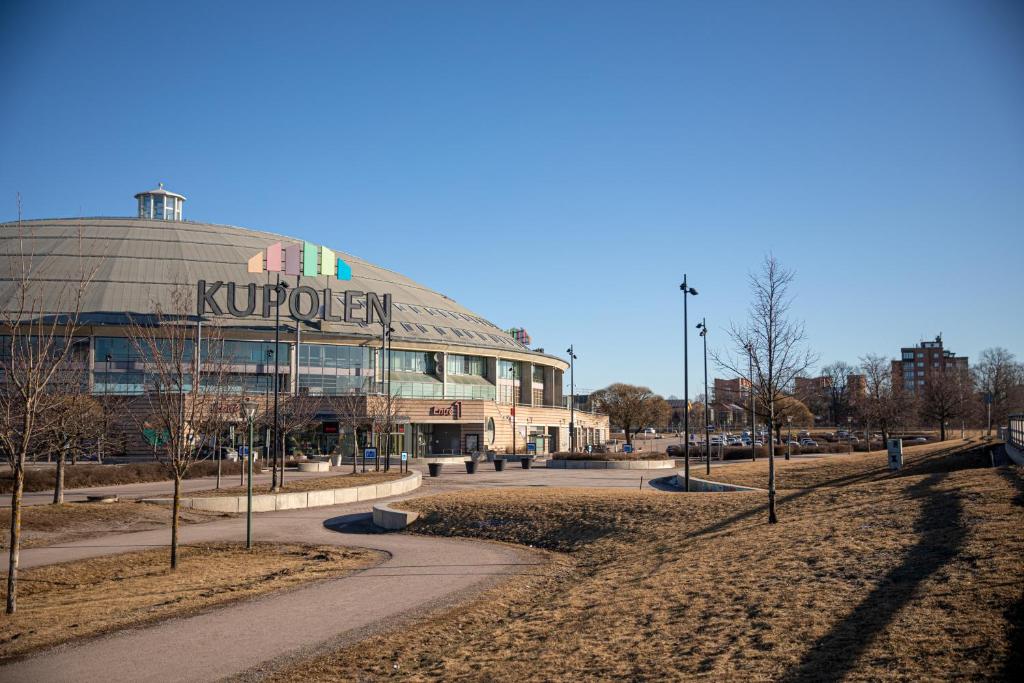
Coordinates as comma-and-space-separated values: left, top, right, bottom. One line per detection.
135, 182, 186, 221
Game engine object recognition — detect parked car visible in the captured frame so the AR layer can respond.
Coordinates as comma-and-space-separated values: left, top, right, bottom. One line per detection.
642, 428, 657, 436
800, 439, 818, 447
912, 436, 928, 443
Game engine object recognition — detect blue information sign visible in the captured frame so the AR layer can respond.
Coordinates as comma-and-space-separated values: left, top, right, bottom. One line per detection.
623, 444, 634, 454
239, 446, 249, 456
526, 442, 537, 453
364, 448, 377, 460
401, 451, 408, 462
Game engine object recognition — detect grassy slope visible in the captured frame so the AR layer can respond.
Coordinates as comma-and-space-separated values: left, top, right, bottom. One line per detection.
273, 440, 1024, 681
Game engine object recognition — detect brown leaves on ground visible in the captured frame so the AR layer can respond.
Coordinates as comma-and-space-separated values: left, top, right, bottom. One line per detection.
0, 542, 385, 662
271, 441, 1024, 681
0, 502, 227, 549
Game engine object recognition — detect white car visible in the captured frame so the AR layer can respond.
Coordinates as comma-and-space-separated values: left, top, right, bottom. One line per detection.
800, 439, 817, 448
642, 428, 657, 436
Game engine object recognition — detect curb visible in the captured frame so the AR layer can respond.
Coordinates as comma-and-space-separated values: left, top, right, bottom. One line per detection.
671, 473, 764, 492
546, 459, 676, 470
140, 471, 422, 512
372, 502, 420, 530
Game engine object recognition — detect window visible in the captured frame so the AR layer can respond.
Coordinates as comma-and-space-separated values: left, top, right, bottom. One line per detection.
917, 361, 924, 368
498, 360, 515, 379
389, 350, 436, 374
902, 351, 914, 361
532, 365, 544, 383
446, 354, 486, 377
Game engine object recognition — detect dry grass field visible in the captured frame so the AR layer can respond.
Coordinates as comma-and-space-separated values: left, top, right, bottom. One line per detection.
0, 542, 384, 662
0, 502, 228, 549
274, 439, 1024, 681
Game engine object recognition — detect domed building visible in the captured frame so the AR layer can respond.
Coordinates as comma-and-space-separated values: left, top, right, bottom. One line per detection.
0, 186, 607, 458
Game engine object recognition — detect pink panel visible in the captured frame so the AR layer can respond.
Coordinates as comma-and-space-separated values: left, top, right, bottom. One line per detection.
266, 242, 283, 272
284, 243, 301, 275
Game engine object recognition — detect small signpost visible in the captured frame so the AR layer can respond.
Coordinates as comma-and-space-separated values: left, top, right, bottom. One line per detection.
400, 451, 408, 473
239, 445, 250, 457
886, 438, 903, 471
623, 444, 634, 455
526, 442, 537, 454
363, 447, 377, 473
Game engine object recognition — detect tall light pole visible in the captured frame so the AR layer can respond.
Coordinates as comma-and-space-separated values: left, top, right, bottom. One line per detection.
241, 398, 258, 550
747, 341, 756, 462
786, 415, 792, 461
511, 361, 518, 458
566, 345, 577, 453
272, 277, 288, 492
696, 319, 710, 475
680, 275, 698, 491
847, 415, 854, 453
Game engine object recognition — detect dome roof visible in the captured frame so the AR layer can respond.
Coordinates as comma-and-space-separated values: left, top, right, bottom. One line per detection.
0, 217, 536, 357
134, 183, 186, 200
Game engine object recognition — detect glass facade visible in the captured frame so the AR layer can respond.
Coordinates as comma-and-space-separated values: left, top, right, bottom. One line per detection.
298, 344, 373, 395
446, 354, 485, 377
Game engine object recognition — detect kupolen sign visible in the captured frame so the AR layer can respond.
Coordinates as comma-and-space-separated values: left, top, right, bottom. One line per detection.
429, 401, 463, 419
196, 280, 391, 325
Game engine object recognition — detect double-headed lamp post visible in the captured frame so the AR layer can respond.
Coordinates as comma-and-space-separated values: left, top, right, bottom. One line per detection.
680, 275, 698, 491
696, 319, 710, 475
566, 345, 577, 453
241, 398, 258, 550
272, 277, 289, 492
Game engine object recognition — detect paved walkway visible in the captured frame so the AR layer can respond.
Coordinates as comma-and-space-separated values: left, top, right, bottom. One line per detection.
1, 489, 539, 682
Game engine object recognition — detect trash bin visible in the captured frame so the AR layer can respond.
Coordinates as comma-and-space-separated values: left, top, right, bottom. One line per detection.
464, 460, 477, 474
428, 463, 442, 477
521, 457, 531, 469
493, 458, 506, 472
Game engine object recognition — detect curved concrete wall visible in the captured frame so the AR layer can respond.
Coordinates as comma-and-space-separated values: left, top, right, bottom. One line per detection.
546, 459, 676, 470
141, 471, 422, 512
672, 474, 763, 492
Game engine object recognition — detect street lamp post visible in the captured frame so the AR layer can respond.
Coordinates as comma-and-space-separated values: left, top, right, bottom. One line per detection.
847, 416, 854, 453
680, 275, 698, 491
511, 361, 518, 459
786, 415, 792, 461
241, 398, 258, 550
102, 353, 112, 463
272, 277, 288, 492
566, 345, 577, 453
747, 342, 756, 462
696, 320, 710, 475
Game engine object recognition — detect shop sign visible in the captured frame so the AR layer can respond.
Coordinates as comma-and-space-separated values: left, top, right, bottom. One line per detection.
428, 401, 463, 419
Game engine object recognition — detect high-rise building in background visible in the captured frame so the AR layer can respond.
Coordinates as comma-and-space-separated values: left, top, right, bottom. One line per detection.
891, 335, 969, 395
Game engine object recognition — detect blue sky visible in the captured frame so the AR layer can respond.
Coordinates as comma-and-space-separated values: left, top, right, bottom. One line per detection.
2, 1, 1022, 397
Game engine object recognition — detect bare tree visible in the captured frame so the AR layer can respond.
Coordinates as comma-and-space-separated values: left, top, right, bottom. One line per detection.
973, 347, 1022, 433
42, 372, 102, 504
761, 395, 813, 447
713, 256, 817, 523
328, 390, 369, 473
857, 354, 914, 445
0, 203, 95, 614
591, 383, 670, 446
365, 392, 407, 471
125, 287, 232, 569
276, 391, 322, 478
919, 367, 973, 441
821, 361, 854, 425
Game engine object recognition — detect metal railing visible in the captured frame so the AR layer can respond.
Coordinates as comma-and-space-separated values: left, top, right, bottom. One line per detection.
1009, 414, 1024, 451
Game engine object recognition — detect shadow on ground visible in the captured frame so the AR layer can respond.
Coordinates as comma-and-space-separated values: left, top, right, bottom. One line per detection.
778, 472, 966, 682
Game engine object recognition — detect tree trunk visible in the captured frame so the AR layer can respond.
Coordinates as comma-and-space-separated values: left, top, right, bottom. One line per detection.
768, 400, 778, 524
6, 460, 24, 614
940, 422, 946, 441
53, 441, 70, 504
170, 474, 181, 570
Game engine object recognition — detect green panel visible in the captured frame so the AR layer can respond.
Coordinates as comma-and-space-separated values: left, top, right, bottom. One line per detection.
302, 241, 319, 276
